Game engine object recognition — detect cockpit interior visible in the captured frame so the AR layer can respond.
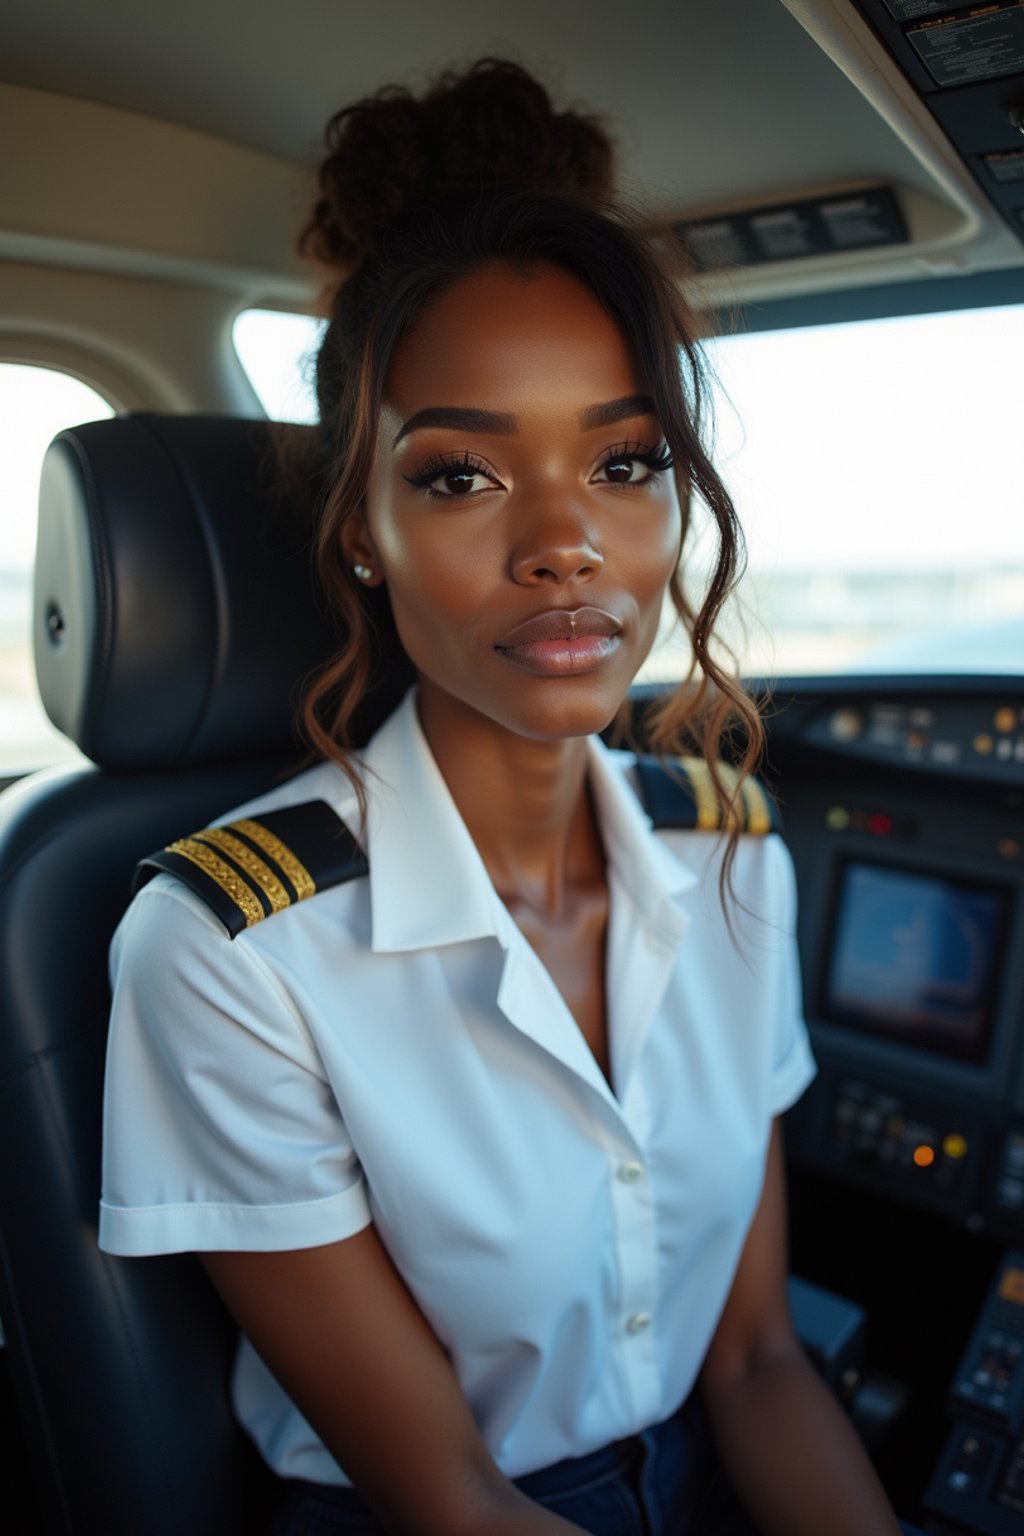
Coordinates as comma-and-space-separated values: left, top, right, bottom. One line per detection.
2, 3, 1024, 1533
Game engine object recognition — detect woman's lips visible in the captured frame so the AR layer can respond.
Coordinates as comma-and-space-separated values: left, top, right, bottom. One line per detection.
494, 607, 623, 676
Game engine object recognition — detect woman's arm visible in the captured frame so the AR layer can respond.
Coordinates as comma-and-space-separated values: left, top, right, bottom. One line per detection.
202, 1227, 587, 1536
697, 1119, 904, 1536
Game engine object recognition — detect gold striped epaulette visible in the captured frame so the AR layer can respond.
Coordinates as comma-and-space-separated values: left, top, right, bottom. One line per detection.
133, 800, 368, 938
634, 755, 779, 836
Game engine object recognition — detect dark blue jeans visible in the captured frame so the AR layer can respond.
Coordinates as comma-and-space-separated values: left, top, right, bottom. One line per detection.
267, 1391, 931, 1534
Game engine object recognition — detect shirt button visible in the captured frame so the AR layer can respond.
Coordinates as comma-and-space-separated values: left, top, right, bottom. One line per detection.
626, 1311, 652, 1335
618, 1160, 644, 1184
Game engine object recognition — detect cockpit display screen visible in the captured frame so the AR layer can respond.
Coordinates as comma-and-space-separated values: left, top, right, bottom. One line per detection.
821, 861, 1008, 1062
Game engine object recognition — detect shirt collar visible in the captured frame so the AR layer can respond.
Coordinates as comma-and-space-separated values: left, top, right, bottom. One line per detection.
358, 689, 508, 953
353, 687, 696, 955
585, 732, 698, 933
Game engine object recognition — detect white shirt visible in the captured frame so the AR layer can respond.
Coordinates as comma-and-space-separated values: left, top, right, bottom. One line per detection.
99, 686, 817, 1484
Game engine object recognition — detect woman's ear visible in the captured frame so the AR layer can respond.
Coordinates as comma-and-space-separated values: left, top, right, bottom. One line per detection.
340, 506, 384, 587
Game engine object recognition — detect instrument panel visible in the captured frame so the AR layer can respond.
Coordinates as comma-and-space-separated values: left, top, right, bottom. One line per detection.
763, 676, 1024, 1242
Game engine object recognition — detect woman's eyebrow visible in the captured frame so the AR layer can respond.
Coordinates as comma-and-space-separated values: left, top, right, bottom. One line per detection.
579, 394, 658, 430
393, 407, 516, 446
392, 393, 658, 447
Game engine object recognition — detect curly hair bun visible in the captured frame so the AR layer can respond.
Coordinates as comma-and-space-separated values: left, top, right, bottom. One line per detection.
300, 58, 616, 270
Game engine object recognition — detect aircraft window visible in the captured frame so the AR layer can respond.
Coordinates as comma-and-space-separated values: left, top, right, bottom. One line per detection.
0, 364, 112, 774
232, 308, 325, 423
649, 304, 1024, 682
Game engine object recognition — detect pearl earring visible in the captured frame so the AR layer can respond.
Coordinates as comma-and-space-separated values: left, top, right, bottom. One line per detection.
353, 564, 374, 582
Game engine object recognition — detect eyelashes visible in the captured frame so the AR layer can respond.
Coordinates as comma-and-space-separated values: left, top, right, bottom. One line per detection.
402, 440, 675, 500
602, 440, 675, 485
403, 452, 496, 499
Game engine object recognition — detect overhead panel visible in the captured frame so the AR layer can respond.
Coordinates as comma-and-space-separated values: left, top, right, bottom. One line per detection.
854, 0, 1024, 247
680, 186, 908, 272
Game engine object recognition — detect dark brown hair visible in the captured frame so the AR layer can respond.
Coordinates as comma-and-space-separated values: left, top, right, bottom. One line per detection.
299, 60, 763, 890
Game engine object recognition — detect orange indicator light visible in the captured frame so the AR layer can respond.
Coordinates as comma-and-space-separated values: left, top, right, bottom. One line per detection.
913, 1145, 935, 1169
999, 1268, 1024, 1304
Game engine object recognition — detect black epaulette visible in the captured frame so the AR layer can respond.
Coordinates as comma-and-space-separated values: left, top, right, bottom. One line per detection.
634, 755, 780, 835
133, 800, 368, 939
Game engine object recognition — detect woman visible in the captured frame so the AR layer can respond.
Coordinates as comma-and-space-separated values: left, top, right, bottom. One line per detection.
100, 61, 920, 1536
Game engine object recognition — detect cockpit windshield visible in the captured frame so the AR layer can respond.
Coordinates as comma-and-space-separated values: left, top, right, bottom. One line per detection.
231, 301, 1024, 682
680, 303, 1024, 681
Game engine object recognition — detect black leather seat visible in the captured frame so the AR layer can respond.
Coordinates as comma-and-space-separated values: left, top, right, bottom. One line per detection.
0, 414, 411, 1536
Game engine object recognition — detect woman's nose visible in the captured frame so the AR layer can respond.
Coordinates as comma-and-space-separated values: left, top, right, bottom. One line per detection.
510, 503, 605, 586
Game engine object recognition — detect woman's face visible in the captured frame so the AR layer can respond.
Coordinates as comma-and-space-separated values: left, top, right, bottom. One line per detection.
351, 261, 683, 744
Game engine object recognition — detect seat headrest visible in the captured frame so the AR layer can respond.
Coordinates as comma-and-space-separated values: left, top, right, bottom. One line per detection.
33, 414, 412, 770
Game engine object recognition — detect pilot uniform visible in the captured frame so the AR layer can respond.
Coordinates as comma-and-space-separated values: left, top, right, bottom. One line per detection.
99, 685, 818, 1515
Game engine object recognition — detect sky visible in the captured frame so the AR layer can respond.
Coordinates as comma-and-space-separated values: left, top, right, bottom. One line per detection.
701, 303, 1024, 576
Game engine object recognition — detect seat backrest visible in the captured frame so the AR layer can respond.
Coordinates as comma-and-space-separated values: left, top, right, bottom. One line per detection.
0, 415, 412, 1535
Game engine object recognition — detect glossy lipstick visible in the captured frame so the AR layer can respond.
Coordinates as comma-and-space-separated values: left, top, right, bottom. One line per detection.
494, 607, 622, 676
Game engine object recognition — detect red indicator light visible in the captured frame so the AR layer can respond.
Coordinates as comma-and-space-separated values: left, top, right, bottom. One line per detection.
867, 813, 893, 836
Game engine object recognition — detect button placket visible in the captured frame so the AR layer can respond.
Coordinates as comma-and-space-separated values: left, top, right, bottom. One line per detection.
605, 1116, 661, 1423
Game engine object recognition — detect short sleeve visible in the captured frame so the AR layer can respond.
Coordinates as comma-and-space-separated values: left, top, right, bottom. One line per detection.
764, 835, 818, 1118
99, 880, 373, 1257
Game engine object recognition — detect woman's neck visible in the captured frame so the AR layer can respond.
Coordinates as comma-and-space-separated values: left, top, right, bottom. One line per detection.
416, 687, 605, 918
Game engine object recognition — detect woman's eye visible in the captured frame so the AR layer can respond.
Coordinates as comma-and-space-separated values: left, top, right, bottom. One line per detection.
403, 458, 498, 499
429, 468, 492, 496
594, 442, 674, 488
599, 456, 649, 485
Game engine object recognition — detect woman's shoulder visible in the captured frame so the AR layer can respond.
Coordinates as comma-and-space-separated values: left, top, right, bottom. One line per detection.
601, 745, 783, 839
600, 744, 794, 907
115, 757, 367, 957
